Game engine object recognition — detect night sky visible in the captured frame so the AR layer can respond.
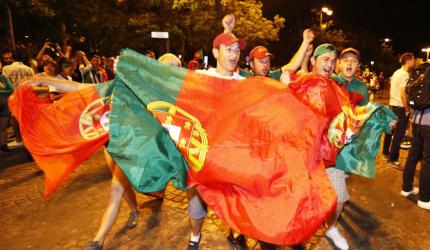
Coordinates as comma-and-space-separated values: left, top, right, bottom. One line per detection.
261, 0, 429, 55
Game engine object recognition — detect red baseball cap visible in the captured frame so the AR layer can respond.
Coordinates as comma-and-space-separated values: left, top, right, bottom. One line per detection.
249, 46, 274, 60
212, 33, 246, 50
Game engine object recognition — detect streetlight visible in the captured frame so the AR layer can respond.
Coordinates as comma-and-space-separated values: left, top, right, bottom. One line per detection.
422, 47, 430, 62
320, 7, 333, 32
384, 38, 391, 43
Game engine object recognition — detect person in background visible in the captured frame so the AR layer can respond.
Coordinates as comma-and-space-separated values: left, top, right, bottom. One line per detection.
382, 52, 415, 168
2, 51, 34, 147
0, 75, 14, 152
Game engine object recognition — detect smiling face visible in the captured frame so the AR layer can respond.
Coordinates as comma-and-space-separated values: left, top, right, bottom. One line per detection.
311, 53, 337, 77
212, 42, 240, 76
339, 52, 360, 81
43, 62, 56, 76
251, 56, 271, 76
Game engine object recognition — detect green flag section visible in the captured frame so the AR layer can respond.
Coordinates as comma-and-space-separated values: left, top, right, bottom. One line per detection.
108, 79, 189, 192
334, 104, 397, 178
113, 49, 337, 245
8, 80, 111, 197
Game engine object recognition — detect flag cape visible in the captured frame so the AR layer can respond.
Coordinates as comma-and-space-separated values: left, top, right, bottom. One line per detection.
8, 80, 111, 197
113, 49, 337, 245
288, 74, 351, 167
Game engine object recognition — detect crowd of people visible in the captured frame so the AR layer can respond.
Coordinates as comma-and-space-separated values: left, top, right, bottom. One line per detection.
1, 13, 428, 250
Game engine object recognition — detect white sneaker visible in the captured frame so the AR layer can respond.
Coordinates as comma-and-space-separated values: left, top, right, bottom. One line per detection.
7, 140, 24, 148
400, 187, 419, 197
417, 200, 430, 210
325, 227, 349, 250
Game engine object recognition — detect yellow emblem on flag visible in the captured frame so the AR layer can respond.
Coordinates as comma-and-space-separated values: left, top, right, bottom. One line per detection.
147, 101, 208, 173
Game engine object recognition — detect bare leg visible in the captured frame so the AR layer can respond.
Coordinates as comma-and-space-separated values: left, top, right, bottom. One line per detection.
88, 150, 138, 247
92, 181, 125, 244
327, 202, 344, 228
325, 202, 349, 250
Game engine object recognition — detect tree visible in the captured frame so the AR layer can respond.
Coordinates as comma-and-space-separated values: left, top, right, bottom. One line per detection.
173, 0, 285, 56
2, 0, 284, 59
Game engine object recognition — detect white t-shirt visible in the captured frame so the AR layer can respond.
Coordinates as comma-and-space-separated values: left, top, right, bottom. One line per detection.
195, 68, 244, 80
389, 67, 409, 107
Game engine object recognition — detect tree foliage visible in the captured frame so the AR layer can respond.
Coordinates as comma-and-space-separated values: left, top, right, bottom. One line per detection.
1, 0, 285, 58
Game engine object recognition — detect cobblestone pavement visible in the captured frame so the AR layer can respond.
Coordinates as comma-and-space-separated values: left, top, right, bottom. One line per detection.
1, 139, 429, 250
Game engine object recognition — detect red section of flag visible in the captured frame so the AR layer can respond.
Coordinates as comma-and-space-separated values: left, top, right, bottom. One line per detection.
289, 74, 351, 167
8, 84, 108, 197
176, 74, 337, 245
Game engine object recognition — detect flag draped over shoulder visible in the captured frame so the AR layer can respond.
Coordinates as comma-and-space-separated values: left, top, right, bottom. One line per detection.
113, 49, 337, 245
333, 104, 397, 178
8, 81, 111, 197
288, 75, 351, 167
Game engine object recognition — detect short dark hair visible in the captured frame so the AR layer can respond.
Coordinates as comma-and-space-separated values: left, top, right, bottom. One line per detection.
55, 57, 72, 75
2, 47, 12, 56
399, 52, 414, 65
144, 50, 155, 58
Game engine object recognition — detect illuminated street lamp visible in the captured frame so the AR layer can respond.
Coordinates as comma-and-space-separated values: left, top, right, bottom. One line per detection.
422, 47, 430, 62
320, 7, 333, 32
384, 38, 391, 43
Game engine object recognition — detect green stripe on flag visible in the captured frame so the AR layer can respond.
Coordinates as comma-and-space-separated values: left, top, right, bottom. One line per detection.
115, 49, 187, 105
107, 49, 189, 192
335, 104, 396, 178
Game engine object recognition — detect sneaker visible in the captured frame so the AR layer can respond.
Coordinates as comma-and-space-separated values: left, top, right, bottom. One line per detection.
401, 136, 412, 149
227, 232, 248, 250
83, 241, 102, 250
325, 227, 349, 250
234, 235, 248, 250
418, 200, 430, 210
7, 140, 23, 148
400, 187, 419, 197
400, 141, 411, 149
0, 144, 11, 153
388, 161, 401, 169
125, 210, 138, 229
187, 237, 201, 250
382, 154, 390, 161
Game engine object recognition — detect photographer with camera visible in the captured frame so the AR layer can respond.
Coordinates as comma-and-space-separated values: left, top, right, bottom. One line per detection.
35, 41, 71, 73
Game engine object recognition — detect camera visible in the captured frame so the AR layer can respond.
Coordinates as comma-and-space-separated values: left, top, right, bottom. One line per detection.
46, 42, 60, 49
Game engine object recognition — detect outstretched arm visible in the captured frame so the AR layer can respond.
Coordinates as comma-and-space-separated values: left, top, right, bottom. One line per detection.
281, 29, 315, 72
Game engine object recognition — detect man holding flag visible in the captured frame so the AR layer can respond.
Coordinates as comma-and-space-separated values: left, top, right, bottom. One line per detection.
187, 23, 247, 250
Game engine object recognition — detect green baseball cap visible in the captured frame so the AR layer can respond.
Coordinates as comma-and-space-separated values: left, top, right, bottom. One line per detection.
312, 43, 337, 58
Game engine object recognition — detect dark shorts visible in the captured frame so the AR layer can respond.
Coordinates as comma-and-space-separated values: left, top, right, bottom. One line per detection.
0, 104, 11, 118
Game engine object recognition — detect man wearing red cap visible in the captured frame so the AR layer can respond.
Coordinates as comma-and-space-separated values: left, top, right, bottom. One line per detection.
195, 31, 246, 80
238, 31, 314, 81
187, 15, 247, 250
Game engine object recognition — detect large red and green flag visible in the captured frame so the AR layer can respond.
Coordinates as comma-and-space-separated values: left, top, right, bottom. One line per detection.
111, 49, 337, 245
288, 74, 352, 167
8, 80, 112, 197
331, 103, 396, 178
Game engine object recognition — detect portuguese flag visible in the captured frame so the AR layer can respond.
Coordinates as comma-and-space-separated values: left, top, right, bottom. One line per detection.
8, 81, 111, 197
333, 103, 397, 178
111, 49, 337, 245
